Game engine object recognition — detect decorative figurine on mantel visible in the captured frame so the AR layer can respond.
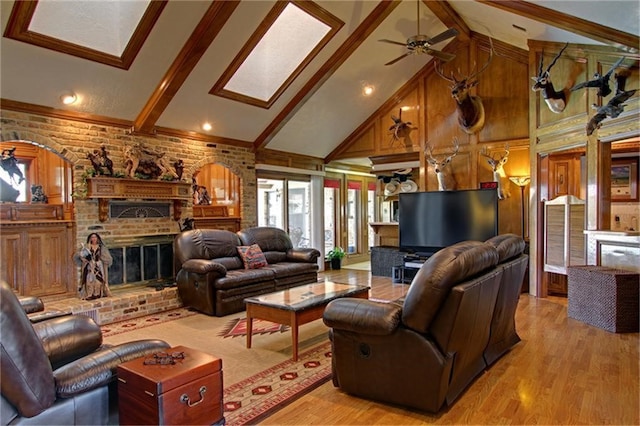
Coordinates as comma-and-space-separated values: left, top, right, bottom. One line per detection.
87, 145, 114, 176
123, 143, 177, 180
73, 232, 112, 300
173, 159, 185, 180
30, 184, 48, 203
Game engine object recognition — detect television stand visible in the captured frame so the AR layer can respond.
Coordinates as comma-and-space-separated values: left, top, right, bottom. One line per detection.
392, 264, 421, 284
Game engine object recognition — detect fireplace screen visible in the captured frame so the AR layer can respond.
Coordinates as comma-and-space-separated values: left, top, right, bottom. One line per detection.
108, 242, 174, 286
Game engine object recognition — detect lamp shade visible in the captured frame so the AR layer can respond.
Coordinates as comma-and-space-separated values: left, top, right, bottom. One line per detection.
509, 176, 531, 187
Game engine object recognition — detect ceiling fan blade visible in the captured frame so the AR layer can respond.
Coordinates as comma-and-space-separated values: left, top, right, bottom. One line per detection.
426, 28, 459, 45
385, 52, 412, 66
379, 39, 408, 47
426, 49, 456, 62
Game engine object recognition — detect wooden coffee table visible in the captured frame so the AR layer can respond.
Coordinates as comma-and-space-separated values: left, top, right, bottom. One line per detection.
244, 282, 370, 361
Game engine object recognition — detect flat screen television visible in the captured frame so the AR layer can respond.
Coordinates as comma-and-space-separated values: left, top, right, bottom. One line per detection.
398, 189, 498, 255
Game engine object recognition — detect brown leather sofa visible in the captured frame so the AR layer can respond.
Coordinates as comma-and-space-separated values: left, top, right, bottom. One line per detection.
323, 235, 527, 413
175, 226, 321, 316
0, 280, 170, 425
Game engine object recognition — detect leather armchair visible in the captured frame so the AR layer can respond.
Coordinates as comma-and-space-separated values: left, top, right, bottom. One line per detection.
0, 281, 170, 425
323, 241, 502, 413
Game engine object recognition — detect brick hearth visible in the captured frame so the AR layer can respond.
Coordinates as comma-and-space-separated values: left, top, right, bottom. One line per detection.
41, 286, 182, 325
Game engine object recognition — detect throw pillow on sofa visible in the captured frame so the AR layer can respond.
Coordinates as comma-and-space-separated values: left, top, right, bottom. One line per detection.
237, 244, 268, 269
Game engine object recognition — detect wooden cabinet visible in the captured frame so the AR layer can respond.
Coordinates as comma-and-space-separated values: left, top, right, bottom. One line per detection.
192, 206, 240, 232
0, 220, 75, 296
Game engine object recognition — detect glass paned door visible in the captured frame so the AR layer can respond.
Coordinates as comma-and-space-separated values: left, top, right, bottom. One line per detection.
258, 178, 284, 228
288, 180, 311, 248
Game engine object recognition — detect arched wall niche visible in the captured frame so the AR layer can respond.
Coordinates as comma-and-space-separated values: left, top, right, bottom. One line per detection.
189, 159, 246, 232
0, 138, 75, 219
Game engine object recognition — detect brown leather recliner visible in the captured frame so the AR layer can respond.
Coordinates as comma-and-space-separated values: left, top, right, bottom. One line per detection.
483, 233, 528, 365
323, 241, 502, 413
0, 281, 170, 425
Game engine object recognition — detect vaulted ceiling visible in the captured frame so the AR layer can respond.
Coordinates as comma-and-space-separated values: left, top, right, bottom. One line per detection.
1, 0, 638, 163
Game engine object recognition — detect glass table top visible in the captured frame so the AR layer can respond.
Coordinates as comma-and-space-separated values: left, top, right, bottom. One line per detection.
244, 282, 370, 311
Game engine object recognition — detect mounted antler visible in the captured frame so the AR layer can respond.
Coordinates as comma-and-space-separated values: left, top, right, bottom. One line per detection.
480, 143, 510, 199
531, 42, 571, 113
426, 138, 459, 191
434, 39, 493, 135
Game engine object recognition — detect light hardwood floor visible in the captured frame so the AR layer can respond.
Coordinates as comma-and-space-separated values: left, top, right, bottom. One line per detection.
261, 269, 639, 425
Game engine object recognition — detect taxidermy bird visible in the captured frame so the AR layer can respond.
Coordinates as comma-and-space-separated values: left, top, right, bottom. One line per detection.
388, 109, 415, 146
586, 71, 636, 135
571, 56, 625, 98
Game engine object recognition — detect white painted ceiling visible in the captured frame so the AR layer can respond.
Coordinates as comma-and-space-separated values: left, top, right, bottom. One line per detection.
1, 0, 638, 162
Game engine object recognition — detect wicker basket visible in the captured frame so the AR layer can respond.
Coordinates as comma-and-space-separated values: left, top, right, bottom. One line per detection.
567, 266, 639, 333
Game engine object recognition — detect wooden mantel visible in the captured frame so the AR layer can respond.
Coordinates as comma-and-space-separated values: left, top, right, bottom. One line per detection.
86, 177, 192, 221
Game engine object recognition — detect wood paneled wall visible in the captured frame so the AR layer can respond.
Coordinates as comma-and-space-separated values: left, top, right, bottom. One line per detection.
331, 34, 532, 236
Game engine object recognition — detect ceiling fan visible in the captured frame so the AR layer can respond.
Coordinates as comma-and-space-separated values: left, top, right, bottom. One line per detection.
379, 0, 459, 66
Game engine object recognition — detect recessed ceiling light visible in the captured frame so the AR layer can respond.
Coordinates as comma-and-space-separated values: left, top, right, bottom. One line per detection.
363, 85, 374, 96
60, 92, 77, 105
202, 122, 212, 131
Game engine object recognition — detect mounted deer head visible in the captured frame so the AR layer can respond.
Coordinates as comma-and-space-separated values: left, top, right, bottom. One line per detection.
531, 42, 570, 113
480, 143, 510, 200
426, 138, 459, 191
434, 40, 493, 135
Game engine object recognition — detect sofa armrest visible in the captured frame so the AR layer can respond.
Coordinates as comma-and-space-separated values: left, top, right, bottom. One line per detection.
287, 248, 321, 263
53, 339, 170, 398
19, 295, 45, 314
323, 298, 402, 335
33, 315, 103, 370
181, 259, 227, 276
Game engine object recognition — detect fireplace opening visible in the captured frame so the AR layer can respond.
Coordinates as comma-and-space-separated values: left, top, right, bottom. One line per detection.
107, 238, 175, 287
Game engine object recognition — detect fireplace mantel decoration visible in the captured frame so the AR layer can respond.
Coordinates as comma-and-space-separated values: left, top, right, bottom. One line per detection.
86, 177, 191, 222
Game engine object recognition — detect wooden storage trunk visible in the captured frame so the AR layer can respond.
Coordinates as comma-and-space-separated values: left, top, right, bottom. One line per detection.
118, 345, 223, 425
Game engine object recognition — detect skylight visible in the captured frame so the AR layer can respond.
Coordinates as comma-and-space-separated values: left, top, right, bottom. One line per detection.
211, 1, 343, 109
4, 0, 166, 69
29, 1, 150, 56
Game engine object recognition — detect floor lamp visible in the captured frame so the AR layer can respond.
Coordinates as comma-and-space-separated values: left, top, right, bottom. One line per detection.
509, 176, 531, 239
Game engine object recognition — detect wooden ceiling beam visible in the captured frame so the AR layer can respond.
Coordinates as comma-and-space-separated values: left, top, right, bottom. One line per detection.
133, 0, 240, 135
252, 0, 403, 152
477, 0, 639, 52
423, 0, 472, 43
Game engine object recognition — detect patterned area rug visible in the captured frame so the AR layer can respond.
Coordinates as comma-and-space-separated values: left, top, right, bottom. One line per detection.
100, 308, 197, 337
101, 308, 333, 425
223, 341, 332, 425
218, 317, 289, 338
